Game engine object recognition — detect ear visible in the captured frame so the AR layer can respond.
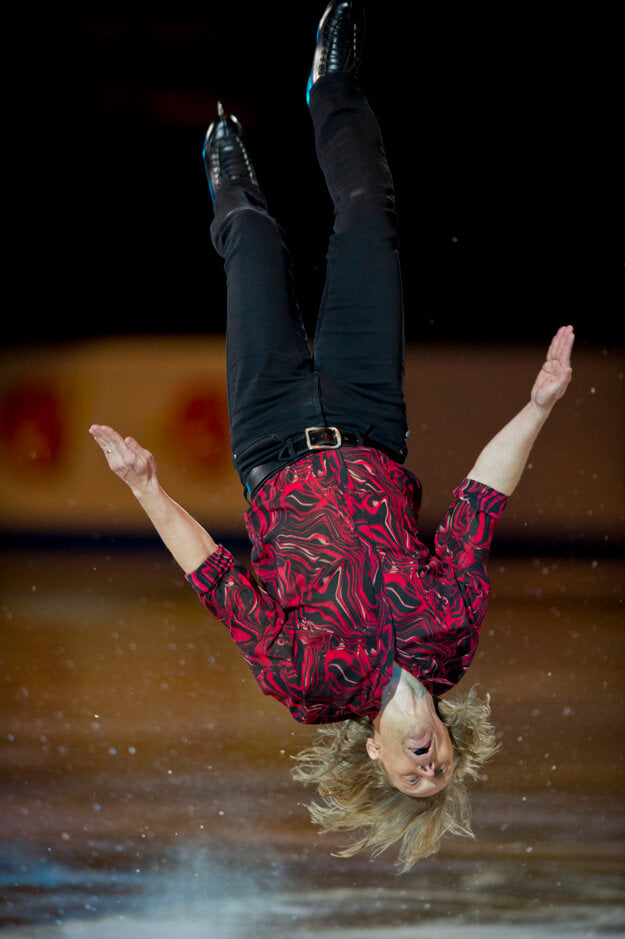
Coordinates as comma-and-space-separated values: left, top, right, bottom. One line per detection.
366, 736, 381, 761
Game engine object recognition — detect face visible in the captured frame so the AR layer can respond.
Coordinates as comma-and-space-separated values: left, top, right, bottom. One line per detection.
366, 709, 455, 799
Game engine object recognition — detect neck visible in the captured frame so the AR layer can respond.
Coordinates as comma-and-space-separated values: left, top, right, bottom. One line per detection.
376, 665, 430, 726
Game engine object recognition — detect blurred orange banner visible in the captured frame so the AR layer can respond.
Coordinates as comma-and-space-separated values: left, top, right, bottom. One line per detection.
0, 338, 622, 545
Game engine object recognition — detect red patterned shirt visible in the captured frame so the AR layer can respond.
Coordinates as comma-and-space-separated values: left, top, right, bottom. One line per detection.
186, 448, 507, 724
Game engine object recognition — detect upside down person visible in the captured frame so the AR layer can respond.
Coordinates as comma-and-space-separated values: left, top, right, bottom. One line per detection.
89, 0, 574, 870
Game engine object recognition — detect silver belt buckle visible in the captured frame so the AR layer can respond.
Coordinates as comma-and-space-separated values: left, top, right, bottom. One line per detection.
305, 426, 342, 450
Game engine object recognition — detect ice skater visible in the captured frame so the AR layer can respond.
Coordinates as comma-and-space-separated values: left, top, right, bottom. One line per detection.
90, 0, 574, 869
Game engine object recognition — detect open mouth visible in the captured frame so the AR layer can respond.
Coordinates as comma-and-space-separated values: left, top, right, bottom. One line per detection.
412, 740, 432, 756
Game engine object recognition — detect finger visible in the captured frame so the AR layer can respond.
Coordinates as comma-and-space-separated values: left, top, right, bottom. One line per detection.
545, 331, 561, 362
89, 425, 126, 459
562, 325, 575, 362
123, 436, 153, 465
89, 424, 120, 442
549, 325, 574, 364
546, 328, 564, 362
554, 328, 574, 369
124, 436, 142, 454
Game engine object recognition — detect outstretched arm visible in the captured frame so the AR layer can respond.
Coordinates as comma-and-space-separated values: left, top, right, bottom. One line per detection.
89, 424, 218, 574
467, 325, 574, 496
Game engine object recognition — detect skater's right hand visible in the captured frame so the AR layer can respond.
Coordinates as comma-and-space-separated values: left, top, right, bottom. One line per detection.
530, 325, 575, 411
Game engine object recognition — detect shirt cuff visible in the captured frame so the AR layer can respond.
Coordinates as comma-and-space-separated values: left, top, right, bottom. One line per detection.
185, 544, 234, 594
455, 477, 509, 520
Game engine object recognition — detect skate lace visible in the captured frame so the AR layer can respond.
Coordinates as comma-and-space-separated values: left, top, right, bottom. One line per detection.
217, 136, 255, 185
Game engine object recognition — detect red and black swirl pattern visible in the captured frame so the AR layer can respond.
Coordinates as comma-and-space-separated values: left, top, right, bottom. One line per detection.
187, 448, 507, 724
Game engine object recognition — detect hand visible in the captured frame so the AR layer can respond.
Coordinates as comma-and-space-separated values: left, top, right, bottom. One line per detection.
89, 424, 158, 497
530, 325, 574, 410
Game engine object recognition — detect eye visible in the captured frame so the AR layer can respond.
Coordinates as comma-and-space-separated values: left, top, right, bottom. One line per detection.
412, 746, 429, 756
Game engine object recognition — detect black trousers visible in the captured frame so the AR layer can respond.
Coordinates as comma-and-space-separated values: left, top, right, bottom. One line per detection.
210, 73, 409, 493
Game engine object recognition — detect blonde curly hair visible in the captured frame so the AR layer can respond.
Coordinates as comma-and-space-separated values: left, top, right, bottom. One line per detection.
291, 686, 499, 871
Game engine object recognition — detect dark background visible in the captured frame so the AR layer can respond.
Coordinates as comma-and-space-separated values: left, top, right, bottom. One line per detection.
11, 2, 622, 346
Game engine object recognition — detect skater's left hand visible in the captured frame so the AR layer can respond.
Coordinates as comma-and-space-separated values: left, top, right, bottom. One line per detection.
89, 424, 159, 499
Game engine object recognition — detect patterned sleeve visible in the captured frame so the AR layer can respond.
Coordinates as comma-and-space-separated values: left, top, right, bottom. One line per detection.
389, 477, 509, 696
434, 477, 508, 625
185, 545, 293, 670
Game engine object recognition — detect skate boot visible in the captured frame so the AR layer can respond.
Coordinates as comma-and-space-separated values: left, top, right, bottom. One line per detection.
306, 0, 365, 104
202, 101, 258, 203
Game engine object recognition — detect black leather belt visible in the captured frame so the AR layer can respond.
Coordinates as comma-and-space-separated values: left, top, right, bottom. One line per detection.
245, 426, 397, 497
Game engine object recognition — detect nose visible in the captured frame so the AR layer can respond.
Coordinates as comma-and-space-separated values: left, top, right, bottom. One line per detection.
420, 761, 437, 778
